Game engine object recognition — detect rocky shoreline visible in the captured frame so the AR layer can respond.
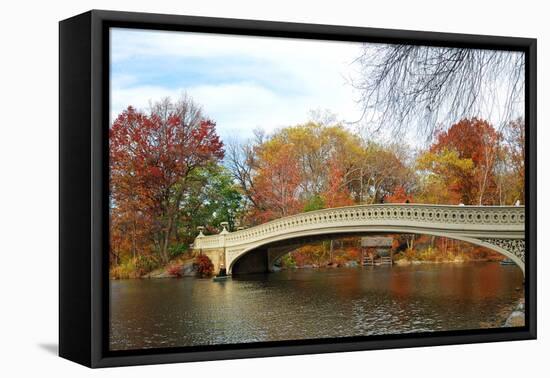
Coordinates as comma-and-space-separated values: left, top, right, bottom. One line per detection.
394, 258, 500, 266
142, 260, 198, 279
503, 298, 526, 327
479, 296, 525, 329
280, 259, 501, 270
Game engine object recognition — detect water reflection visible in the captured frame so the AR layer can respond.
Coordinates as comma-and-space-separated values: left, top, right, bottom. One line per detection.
110, 262, 523, 350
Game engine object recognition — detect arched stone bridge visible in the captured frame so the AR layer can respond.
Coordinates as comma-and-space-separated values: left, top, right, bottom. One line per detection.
192, 204, 525, 275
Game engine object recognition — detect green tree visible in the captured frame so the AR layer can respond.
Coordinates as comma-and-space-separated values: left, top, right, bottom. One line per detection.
178, 165, 245, 240
303, 195, 326, 212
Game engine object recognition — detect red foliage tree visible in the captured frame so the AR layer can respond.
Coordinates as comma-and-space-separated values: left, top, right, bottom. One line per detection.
110, 102, 224, 263
195, 254, 214, 277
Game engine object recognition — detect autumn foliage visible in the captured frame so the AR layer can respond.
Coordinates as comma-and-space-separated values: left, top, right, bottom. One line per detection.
251, 143, 302, 223
109, 94, 525, 277
195, 254, 214, 277
416, 117, 523, 205
110, 97, 225, 274
321, 159, 355, 208
232, 122, 415, 225
167, 264, 182, 277
384, 186, 414, 204
228, 117, 524, 228
429, 118, 501, 205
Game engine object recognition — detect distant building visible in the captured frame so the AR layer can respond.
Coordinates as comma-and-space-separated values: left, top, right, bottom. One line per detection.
361, 236, 394, 263
360, 237, 393, 248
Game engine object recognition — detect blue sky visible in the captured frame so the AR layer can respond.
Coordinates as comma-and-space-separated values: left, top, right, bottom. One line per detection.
110, 28, 365, 141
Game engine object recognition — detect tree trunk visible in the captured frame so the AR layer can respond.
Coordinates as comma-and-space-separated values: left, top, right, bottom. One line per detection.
131, 215, 137, 259
159, 189, 184, 264
160, 213, 174, 264
478, 167, 489, 205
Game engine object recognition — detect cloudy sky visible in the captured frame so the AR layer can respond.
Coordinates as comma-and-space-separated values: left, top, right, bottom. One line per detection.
110, 28, 365, 141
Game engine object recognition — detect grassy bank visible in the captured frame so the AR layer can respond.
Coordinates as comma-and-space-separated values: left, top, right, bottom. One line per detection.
110, 253, 214, 280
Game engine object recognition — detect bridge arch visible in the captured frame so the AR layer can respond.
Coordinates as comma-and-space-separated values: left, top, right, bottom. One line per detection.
192, 204, 525, 275
228, 228, 525, 275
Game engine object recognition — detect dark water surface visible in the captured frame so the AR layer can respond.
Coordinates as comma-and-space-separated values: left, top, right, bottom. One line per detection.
110, 262, 524, 350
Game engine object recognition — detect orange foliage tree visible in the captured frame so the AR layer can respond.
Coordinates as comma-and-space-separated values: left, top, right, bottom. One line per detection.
230, 122, 415, 225
250, 143, 303, 223
321, 159, 354, 208
501, 118, 525, 204
429, 118, 501, 205
385, 185, 414, 203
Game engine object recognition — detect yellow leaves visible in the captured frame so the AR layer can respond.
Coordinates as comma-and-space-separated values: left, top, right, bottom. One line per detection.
416, 148, 474, 204
267, 121, 364, 165
417, 148, 474, 174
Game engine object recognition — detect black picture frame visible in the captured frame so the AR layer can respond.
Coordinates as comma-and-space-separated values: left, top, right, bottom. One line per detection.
59, 9, 537, 368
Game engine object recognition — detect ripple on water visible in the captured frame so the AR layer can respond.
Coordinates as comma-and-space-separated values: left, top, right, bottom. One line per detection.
110, 263, 524, 350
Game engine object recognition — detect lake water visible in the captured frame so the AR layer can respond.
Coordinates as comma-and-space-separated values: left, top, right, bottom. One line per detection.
110, 262, 524, 351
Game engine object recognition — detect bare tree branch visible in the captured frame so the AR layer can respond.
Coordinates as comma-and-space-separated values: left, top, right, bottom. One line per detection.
352, 44, 525, 139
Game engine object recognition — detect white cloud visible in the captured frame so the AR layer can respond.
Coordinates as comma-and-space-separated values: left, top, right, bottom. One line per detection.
110, 28, 366, 140
110, 28, 524, 146
111, 28, 363, 67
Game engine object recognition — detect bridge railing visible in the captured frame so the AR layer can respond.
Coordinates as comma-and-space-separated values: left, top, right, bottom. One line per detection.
193, 204, 525, 250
